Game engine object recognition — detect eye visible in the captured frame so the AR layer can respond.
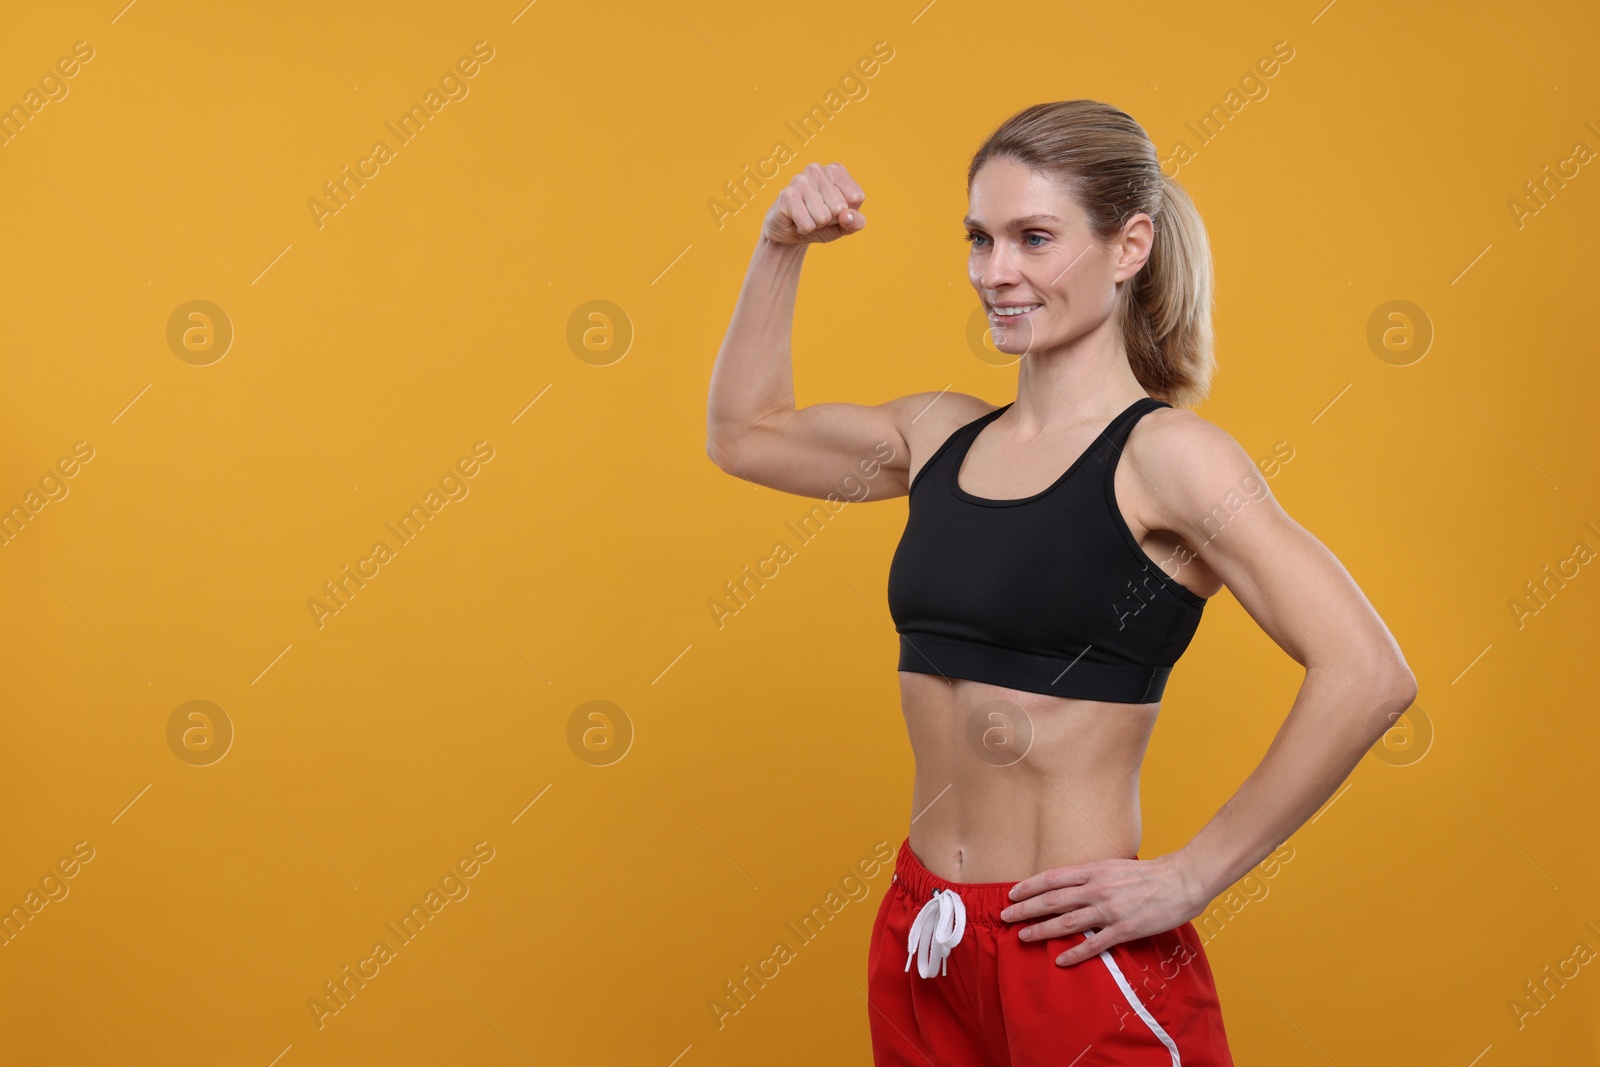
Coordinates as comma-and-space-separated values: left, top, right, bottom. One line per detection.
963, 231, 988, 247
1023, 232, 1049, 247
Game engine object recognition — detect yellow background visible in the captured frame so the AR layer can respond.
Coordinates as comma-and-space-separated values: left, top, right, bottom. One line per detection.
2, 0, 1597, 1063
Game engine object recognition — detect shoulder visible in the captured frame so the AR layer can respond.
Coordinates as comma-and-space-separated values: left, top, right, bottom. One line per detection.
888, 390, 1001, 449
1124, 404, 1271, 529
886, 389, 999, 424
884, 391, 1001, 490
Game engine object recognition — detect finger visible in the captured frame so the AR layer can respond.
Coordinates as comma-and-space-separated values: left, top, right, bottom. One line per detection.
815, 175, 851, 220
1015, 904, 1096, 942
1055, 927, 1112, 967
829, 200, 865, 235
816, 166, 857, 219
1001, 887, 1084, 923
826, 162, 866, 208
825, 191, 864, 231
796, 170, 833, 231
1007, 865, 1088, 903
783, 186, 820, 235
1015, 916, 1068, 942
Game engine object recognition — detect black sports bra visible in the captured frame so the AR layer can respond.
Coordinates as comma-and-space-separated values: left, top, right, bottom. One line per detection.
886, 396, 1207, 704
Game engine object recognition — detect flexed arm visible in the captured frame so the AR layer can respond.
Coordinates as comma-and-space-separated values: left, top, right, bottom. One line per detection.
706, 162, 933, 501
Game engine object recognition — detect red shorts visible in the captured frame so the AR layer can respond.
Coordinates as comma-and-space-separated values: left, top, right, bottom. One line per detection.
867, 837, 1234, 1066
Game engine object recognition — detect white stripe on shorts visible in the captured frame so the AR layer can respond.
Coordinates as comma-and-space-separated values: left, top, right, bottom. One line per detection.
1094, 935, 1181, 1066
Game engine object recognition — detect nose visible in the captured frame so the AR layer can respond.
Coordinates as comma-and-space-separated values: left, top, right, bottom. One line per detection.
977, 241, 1022, 295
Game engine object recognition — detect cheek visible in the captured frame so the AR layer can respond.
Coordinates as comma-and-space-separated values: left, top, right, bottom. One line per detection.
1038, 274, 1088, 318
1048, 265, 1117, 318
1068, 281, 1120, 319
968, 261, 983, 288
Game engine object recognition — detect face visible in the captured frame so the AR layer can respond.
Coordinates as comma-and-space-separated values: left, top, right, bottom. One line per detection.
965, 156, 1152, 358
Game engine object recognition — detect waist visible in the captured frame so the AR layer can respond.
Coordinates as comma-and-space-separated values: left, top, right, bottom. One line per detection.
892, 836, 1142, 926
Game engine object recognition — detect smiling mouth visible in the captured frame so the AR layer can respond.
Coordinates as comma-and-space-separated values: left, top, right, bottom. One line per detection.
989, 303, 1041, 321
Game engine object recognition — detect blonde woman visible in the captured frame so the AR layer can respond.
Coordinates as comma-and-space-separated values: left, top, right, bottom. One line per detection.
705, 100, 1416, 1065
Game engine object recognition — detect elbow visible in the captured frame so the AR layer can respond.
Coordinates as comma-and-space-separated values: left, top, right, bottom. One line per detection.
706, 434, 743, 478
706, 407, 780, 479
1359, 657, 1417, 715
1396, 666, 1418, 709
1359, 662, 1418, 747
1379, 661, 1418, 710
706, 435, 729, 473
1312, 653, 1417, 707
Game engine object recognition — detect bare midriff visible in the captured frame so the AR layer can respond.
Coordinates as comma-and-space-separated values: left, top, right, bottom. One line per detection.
896, 670, 1160, 883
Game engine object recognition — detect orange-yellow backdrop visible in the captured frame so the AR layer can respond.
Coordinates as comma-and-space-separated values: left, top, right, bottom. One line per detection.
2, 1, 1597, 1064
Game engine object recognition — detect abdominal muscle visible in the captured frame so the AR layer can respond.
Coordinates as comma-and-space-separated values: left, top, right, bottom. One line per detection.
897, 670, 1160, 883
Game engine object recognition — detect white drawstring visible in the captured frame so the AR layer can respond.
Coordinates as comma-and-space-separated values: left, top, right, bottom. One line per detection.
904, 887, 967, 978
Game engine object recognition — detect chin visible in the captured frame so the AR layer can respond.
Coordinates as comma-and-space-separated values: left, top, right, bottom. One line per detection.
989, 325, 1046, 353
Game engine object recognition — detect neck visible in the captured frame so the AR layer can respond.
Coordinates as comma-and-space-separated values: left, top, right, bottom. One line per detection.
1008, 318, 1146, 430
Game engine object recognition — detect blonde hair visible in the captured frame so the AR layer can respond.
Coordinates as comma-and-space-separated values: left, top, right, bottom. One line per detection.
967, 100, 1216, 408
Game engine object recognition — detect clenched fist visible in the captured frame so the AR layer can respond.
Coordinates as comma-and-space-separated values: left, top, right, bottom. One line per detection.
762, 162, 868, 245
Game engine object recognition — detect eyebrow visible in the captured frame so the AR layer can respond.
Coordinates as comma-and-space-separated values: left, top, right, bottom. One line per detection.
962, 213, 1063, 230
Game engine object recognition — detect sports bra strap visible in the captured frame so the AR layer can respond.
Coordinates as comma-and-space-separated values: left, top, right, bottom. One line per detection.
907, 403, 1006, 496
1096, 396, 1168, 471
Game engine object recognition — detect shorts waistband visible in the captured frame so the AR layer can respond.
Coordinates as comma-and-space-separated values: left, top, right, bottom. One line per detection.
892, 837, 1020, 927
891, 837, 1144, 928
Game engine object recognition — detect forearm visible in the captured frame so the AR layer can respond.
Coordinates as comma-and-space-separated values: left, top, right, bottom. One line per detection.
1172, 664, 1417, 911
706, 236, 809, 446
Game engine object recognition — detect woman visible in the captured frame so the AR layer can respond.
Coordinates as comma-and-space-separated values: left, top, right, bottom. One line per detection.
705, 100, 1416, 1065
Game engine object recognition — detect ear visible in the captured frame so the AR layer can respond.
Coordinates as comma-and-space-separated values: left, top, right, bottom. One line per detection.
1112, 212, 1154, 283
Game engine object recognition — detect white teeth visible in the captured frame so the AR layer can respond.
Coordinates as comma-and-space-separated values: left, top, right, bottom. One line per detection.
992, 304, 1040, 317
